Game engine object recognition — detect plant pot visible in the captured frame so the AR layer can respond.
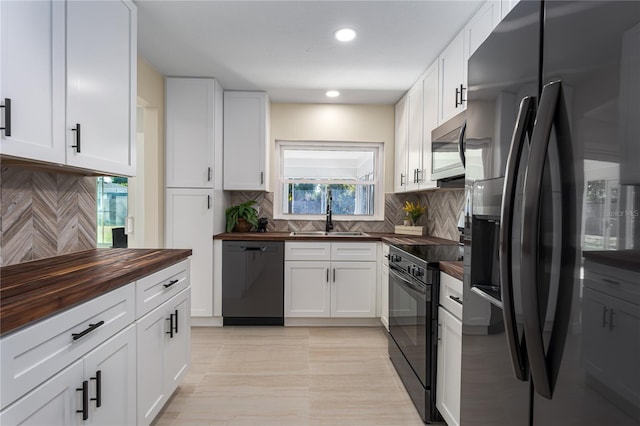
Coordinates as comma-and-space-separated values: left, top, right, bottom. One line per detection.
233, 218, 253, 232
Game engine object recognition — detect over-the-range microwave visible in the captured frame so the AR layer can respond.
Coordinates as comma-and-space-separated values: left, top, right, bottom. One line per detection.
431, 111, 466, 181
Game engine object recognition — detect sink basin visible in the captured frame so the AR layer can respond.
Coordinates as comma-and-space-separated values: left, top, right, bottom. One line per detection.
288, 231, 369, 237
289, 231, 328, 236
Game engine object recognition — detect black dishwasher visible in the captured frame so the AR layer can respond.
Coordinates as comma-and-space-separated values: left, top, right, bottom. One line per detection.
222, 241, 284, 325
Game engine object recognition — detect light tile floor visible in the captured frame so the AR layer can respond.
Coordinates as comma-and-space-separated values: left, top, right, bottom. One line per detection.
152, 326, 425, 426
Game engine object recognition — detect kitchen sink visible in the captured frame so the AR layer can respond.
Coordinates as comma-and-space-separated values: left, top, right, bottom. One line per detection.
288, 231, 369, 237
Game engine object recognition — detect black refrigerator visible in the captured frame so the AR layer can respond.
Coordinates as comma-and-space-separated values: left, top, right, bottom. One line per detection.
463, 1, 640, 425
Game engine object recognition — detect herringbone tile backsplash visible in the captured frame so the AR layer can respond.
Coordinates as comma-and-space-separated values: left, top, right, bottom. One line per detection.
230, 189, 464, 241
1, 166, 97, 266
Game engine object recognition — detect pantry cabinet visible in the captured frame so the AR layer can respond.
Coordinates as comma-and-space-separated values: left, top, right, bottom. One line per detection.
223, 91, 270, 190
0, 0, 137, 176
285, 242, 377, 318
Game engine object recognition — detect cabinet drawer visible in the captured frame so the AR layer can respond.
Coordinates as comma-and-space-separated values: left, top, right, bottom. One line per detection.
136, 260, 190, 318
583, 260, 640, 306
285, 242, 331, 261
0, 284, 135, 410
331, 242, 377, 262
440, 272, 463, 320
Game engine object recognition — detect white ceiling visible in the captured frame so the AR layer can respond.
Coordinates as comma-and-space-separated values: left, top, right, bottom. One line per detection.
136, 1, 484, 105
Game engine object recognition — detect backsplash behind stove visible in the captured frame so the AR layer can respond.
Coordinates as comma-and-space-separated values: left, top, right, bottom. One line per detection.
229, 189, 464, 241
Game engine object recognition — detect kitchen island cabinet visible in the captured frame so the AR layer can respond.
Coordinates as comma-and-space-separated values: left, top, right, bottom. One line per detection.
0, 249, 191, 426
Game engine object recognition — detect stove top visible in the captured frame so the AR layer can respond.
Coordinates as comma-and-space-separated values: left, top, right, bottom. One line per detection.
391, 244, 463, 265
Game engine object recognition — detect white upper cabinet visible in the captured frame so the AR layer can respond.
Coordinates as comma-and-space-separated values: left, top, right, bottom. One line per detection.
65, 0, 136, 176
464, 1, 501, 61
394, 94, 409, 193
166, 78, 222, 188
500, 0, 521, 19
223, 91, 270, 191
406, 81, 424, 192
420, 61, 439, 190
0, 0, 66, 164
0, 0, 136, 176
438, 31, 466, 125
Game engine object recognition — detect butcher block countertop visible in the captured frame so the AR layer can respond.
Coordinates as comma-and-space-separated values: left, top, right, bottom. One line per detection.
439, 261, 464, 281
0, 248, 192, 336
214, 231, 458, 246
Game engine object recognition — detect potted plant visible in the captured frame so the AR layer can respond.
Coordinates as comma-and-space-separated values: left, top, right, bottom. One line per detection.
225, 200, 259, 232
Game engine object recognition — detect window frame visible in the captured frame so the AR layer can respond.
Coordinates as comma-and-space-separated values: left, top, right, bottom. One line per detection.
273, 140, 384, 221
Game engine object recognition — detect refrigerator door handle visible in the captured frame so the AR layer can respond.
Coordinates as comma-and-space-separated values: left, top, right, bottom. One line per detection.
521, 80, 578, 400
499, 95, 536, 381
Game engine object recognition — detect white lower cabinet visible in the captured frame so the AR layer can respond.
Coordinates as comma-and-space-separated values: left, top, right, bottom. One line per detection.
381, 243, 390, 330
285, 242, 377, 318
436, 272, 463, 426
0, 324, 136, 426
136, 288, 191, 426
0, 259, 191, 426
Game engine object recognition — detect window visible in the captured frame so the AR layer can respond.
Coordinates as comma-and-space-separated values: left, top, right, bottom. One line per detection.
274, 141, 384, 220
97, 177, 128, 247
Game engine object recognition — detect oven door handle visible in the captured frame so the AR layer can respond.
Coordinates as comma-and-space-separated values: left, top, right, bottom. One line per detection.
389, 268, 426, 296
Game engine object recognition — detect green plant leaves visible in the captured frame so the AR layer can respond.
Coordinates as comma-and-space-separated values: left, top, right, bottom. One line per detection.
225, 200, 259, 232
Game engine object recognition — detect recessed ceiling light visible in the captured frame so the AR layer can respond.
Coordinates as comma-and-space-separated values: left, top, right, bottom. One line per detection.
326, 90, 340, 98
334, 28, 357, 42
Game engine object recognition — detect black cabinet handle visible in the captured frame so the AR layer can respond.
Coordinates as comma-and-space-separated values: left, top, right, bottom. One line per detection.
90, 370, 102, 408
166, 313, 175, 338
173, 309, 179, 334
1, 98, 11, 136
260, 171, 264, 185
71, 123, 81, 153
77, 380, 89, 421
207, 195, 211, 209
455, 84, 466, 107
449, 295, 463, 305
163, 279, 179, 289
207, 167, 212, 182
72, 320, 104, 341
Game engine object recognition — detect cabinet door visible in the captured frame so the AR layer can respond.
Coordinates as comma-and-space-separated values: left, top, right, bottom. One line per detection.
66, 0, 136, 176
394, 94, 408, 193
223, 91, 269, 190
420, 61, 439, 190
136, 306, 168, 426
164, 289, 191, 396
406, 81, 423, 192
0, 360, 83, 426
166, 78, 218, 188
381, 245, 390, 330
166, 188, 213, 317
331, 261, 377, 318
464, 1, 501, 61
436, 306, 462, 426
438, 31, 466, 124
285, 261, 331, 317
0, 0, 65, 163
83, 325, 136, 426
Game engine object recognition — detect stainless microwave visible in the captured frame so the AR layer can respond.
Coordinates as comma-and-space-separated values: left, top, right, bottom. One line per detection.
431, 111, 466, 181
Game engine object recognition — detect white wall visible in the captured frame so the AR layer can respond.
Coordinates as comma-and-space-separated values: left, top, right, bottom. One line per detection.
270, 103, 396, 193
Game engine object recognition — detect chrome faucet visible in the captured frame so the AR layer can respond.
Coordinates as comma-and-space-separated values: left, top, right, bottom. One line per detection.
325, 188, 334, 232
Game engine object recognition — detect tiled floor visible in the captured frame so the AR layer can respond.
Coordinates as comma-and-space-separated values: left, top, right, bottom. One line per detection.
153, 326, 425, 426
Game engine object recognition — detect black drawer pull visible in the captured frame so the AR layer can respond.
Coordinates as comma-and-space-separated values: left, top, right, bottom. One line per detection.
72, 320, 105, 341
90, 370, 102, 408
1, 98, 11, 136
449, 295, 463, 305
76, 380, 89, 420
163, 279, 179, 289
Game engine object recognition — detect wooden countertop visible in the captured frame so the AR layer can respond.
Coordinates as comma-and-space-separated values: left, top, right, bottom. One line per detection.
439, 261, 464, 281
214, 231, 458, 246
0, 248, 192, 336
583, 249, 640, 273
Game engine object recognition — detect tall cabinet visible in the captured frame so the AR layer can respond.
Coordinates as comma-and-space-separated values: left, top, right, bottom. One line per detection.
165, 77, 227, 318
